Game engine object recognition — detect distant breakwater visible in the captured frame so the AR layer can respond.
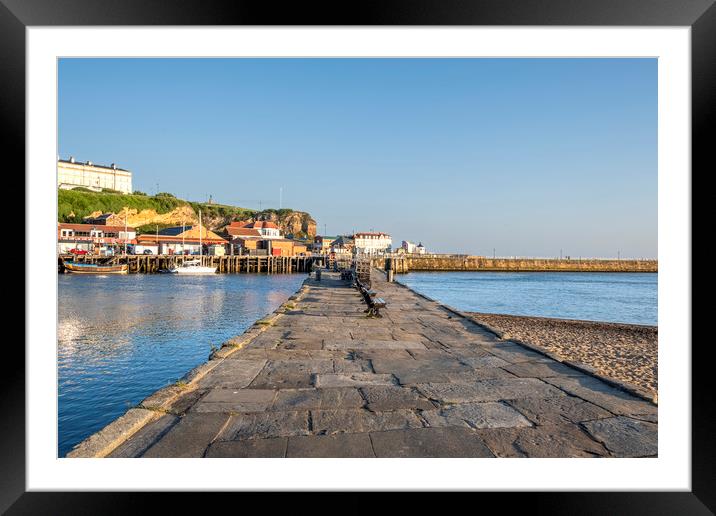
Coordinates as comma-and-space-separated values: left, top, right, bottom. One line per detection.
380, 255, 657, 273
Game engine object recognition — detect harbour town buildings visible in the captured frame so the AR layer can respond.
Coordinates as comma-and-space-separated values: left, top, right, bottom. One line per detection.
354, 232, 392, 255
57, 223, 137, 254
58, 157, 133, 194
401, 240, 427, 255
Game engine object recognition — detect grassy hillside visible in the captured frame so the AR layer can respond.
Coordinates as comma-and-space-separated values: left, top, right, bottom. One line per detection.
58, 190, 188, 223
57, 189, 315, 236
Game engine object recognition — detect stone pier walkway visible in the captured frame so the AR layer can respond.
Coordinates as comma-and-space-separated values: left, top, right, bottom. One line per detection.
89, 271, 657, 458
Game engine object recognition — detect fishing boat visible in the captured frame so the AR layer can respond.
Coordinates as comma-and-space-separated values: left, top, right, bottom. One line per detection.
166, 209, 218, 274
64, 262, 128, 274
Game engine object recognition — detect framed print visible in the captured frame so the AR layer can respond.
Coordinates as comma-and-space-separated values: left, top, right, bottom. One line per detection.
5, 0, 712, 512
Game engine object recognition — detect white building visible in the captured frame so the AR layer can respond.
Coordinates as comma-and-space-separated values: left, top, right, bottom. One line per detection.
57, 223, 136, 253
58, 157, 133, 194
354, 232, 392, 255
402, 240, 427, 254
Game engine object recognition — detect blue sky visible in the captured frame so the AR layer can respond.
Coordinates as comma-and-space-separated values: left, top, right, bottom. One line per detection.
58, 58, 657, 258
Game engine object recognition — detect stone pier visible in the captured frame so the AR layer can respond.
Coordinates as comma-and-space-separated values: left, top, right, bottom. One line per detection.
69, 271, 657, 458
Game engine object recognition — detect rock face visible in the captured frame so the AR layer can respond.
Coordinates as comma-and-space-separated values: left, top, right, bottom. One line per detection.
253, 211, 317, 238
85, 206, 198, 228
83, 206, 316, 236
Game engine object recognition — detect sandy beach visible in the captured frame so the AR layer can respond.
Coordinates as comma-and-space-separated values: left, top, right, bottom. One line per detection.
466, 312, 657, 398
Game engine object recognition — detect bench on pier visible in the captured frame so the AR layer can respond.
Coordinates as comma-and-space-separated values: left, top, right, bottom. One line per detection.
355, 276, 386, 317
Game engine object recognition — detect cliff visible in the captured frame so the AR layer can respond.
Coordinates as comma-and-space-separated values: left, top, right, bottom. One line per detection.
58, 189, 316, 237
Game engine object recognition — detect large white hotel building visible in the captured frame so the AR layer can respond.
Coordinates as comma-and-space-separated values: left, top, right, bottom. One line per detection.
57, 157, 133, 194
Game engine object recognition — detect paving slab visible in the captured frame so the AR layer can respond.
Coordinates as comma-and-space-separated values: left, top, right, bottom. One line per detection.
287, 433, 376, 457
502, 360, 586, 378
191, 389, 277, 413
108, 414, 180, 458
310, 408, 424, 434
360, 386, 435, 411
581, 416, 658, 457
195, 360, 267, 389
314, 372, 397, 388
475, 424, 611, 458
142, 413, 230, 458
222, 411, 310, 440
369, 427, 495, 458
206, 438, 288, 458
506, 396, 614, 426
422, 402, 533, 429
544, 376, 658, 416
416, 377, 565, 403
272, 388, 365, 411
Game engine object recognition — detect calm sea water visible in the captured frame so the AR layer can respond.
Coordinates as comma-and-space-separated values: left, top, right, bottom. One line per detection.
398, 271, 657, 326
58, 273, 305, 457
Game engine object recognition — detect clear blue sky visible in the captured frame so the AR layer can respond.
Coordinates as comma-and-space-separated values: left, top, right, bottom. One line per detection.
58, 58, 657, 258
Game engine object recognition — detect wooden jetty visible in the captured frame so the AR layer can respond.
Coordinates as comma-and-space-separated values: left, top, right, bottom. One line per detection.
59, 254, 321, 274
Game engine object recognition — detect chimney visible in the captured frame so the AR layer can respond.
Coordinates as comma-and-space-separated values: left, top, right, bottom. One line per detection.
69, 156, 75, 163
87, 160, 93, 166
111, 163, 117, 169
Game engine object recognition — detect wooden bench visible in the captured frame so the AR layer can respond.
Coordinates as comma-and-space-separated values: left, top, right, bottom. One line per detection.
354, 278, 386, 317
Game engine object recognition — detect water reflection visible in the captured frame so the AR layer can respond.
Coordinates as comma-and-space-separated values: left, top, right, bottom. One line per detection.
58, 273, 305, 457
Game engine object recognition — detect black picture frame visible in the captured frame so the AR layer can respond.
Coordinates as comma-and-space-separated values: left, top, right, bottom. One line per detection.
4, 0, 710, 512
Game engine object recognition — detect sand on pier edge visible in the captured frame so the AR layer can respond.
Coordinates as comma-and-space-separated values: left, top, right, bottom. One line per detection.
466, 312, 658, 397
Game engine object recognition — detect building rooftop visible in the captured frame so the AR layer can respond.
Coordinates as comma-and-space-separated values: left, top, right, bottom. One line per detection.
58, 158, 130, 172
354, 232, 391, 237
58, 222, 133, 232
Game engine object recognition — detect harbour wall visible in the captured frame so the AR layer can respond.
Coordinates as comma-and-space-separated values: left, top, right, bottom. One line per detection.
378, 255, 657, 273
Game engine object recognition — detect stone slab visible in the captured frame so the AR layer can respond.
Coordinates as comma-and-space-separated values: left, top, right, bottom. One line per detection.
108, 414, 180, 458
195, 359, 267, 389
222, 411, 310, 440
422, 402, 533, 429
272, 388, 365, 411
286, 433, 376, 458
475, 424, 611, 458
191, 389, 277, 413
142, 413, 231, 458
545, 376, 658, 416
310, 409, 424, 435
483, 343, 553, 363
325, 340, 427, 351
416, 377, 565, 403
582, 416, 658, 457
314, 372, 397, 388
369, 427, 495, 458
502, 361, 585, 378
506, 396, 614, 426
205, 438, 288, 458
360, 386, 435, 411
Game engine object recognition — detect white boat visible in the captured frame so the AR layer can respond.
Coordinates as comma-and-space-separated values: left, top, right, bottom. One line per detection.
169, 258, 217, 275
166, 209, 218, 274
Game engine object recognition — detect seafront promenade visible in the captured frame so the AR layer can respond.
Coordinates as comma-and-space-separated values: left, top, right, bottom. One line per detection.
69, 270, 658, 458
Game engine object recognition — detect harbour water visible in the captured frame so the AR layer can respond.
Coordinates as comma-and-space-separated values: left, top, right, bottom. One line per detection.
398, 271, 657, 326
58, 273, 305, 457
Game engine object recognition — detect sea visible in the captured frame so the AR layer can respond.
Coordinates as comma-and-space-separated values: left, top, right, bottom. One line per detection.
398, 271, 657, 326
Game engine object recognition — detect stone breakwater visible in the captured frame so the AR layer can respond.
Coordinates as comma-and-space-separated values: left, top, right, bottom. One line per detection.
67, 271, 657, 458
466, 313, 658, 399
383, 256, 657, 273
